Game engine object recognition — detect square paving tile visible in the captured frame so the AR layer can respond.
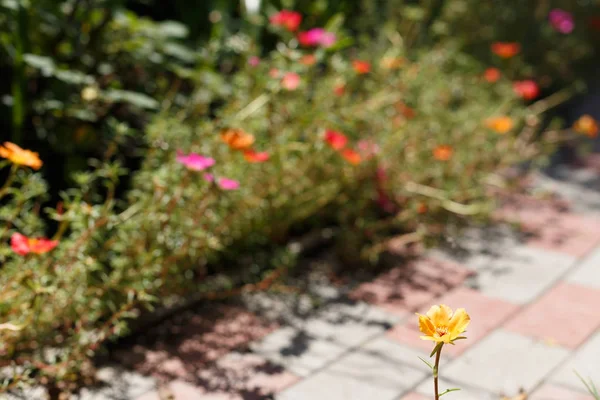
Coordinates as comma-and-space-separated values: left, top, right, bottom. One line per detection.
497, 199, 600, 258
529, 384, 595, 400
550, 330, 600, 391
459, 245, 575, 304
397, 393, 428, 400
293, 301, 401, 348
387, 287, 519, 357
349, 257, 473, 315
504, 282, 600, 349
443, 330, 570, 393
250, 326, 348, 377
75, 366, 157, 400
414, 378, 496, 400
567, 246, 600, 289
277, 337, 427, 400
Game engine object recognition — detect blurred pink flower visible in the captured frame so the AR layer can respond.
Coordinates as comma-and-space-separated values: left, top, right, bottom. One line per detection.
549, 9, 574, 34
357, 139, 380, 159
282, 72, 301, 90
218, 178, 240, 190
248, 56, 260, 67
203, 173, 214, 182
176, 151, 215, 171
298, 28, 336, 48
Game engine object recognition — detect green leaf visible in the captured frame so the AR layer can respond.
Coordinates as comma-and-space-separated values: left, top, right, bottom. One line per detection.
403, 6, 426, 21
23, 54, 55, 76
417, 356, 434, 370
103, 89, 160, 110
439, 388, 461, 397
429, 342, 443, 357
159, 21, 189, 38
325, 13, 345, 32
575, 371, 600, 398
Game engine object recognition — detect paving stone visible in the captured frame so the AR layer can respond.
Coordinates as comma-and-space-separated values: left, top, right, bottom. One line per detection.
453, 245, 575, 304
504, 282, 600, 349
277, 337, 427, 400
349, 256, 473, 316
387, 287, 519, 357
534, 168, 600, 216
75, 366, 157, 400
414, 378, 497, 400
4, 386, 47, 400
397, 393, 428, 400
529, 383, 595, 400
443, 330, 570, 393
292, 301, 401, 348
497, 197, 600, 258
550, 330, 600, 391
250, 326, 348, 377
567, 246, 600, 289
114, 304, 278, 382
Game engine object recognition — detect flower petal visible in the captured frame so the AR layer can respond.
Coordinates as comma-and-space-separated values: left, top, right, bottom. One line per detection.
417, 313, 435, 336
448, 308, 470, 339
426, 304, 452, 327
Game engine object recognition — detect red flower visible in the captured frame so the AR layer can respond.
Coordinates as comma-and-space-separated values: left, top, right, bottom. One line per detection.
491, 42, 521, 58
513, 80, 540, 100
270, 10, 302, 32
243, 149, 270, 163
11, 233, 59, 256
352, 60, 371, 74
341, 148, 362, 165
300, 54, 317, 66
433, 145, 453, 161
484, 67, 501, 83
324, 130, 348, 150
334, 83, 345, 97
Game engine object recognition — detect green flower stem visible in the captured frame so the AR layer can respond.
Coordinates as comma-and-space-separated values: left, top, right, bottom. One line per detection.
434, 344, 443, 400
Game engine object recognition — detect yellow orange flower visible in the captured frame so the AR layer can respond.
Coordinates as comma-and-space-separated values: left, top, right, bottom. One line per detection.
433, 145, 453, 161
220, 129, 255, 151
417, 304, 470, 344
341, 148, 361, 165
0, 142, 43, 170
485, 116, 514, 134
573, 115, 598, 138
491, 42, 521, 59
352, 60, 371, 75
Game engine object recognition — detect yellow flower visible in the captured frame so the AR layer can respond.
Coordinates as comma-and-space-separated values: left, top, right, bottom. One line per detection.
485, 116, 514, 134
417, 304, 470, 344
0, 142, 43, 170
573, 115, 598, 138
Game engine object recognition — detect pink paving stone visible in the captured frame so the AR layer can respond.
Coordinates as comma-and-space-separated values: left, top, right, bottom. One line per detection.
387, 287, 519, 357
496, 197, 600, 258
135, 391, 161, 400
504, 282, 600, 349
530, 384, 595, 400
114, 304, 279, 381
399, 393, 429, 400
349, 256, 473, 316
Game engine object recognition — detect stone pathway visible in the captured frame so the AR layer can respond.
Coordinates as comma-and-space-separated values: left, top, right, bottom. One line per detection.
12, 163, 600, 400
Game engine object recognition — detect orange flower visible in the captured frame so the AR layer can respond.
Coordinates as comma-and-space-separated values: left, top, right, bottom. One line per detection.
352, 60, 371, 75
417, 304, 470, 344
573, 115, 599, 138
433, 145, 453, 161
485, 116, 514, 134
243, 149, 270, 163
341, 148, 361, 165
491, 42, 521, 58
0, 142, 42, 170
300, 54, 317, 66
281, 72, 301, 90
220, 129, 255, 151
417, 202, 428, 214
484, 67, 501, 83
11, 233, 58, 256
324, 130, 348, 150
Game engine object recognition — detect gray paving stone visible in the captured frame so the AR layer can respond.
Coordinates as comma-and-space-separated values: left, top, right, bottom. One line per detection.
363, 337, 450, 372
3, 386, 47, 400
293, 301, 401, 348
443, 330, 570, 393
73, 366, 157, 400
567, 247, 600, 289
550, 330, 600, 391
534, 169, 600, 215
414, 378, 496, 400
277, 337, 427, 400
250, 326, 348, 377
438, 245, 575, 304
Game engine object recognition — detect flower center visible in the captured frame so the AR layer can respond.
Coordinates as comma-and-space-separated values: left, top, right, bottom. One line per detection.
435, 326, 448, 337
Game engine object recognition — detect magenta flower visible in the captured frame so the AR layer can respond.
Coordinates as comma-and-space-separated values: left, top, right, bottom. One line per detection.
297, 28, 336, 48
549, 9, 574, 34
218, 178, 240, 190
176, 151, 215, 171
203, 173, 239, 190
248, 56, 260, 67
